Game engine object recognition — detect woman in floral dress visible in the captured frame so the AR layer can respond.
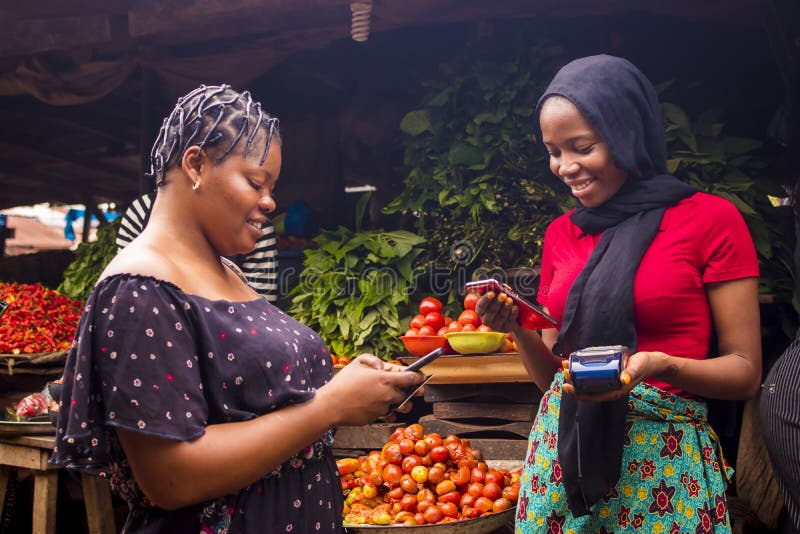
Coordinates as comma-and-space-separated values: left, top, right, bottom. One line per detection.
52, 85, 422, 533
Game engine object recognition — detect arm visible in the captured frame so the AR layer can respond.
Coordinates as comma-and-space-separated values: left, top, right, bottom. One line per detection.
118, 356, 421, 510
631, 277, 762, 399
475, 292, 562, 392
565, 277, 762, 401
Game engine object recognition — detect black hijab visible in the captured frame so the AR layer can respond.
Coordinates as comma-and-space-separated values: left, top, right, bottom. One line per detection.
536, 55, 698, 516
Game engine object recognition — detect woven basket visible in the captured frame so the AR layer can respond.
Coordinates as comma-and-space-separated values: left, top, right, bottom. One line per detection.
0, 351, 68, 376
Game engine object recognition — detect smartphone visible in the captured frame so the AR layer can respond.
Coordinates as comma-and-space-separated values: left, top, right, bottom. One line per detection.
0, 299, 7, 319
404, 347, 444, 373
568, 345, 628, 394
465, 278, 558, 330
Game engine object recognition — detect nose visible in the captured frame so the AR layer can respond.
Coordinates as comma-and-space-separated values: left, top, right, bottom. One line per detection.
258, 192, 276, 214
558, 155, 580, 179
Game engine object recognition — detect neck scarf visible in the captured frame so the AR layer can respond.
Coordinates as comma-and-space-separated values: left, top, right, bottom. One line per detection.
535, 55, 698, 516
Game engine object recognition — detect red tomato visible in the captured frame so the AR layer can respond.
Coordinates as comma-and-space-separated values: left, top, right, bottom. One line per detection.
435, 480, 456, 496
502, 485, 519, 504
463, 292, 480, 310
417, 325, 435, 336
383, 464, 403, 486
404, 424, 424, 441
401, 454, 422, 473
414, 440, 430, 456
476, 324, 493, 332
429, 446, 449, 463
424, 312, 445, 331
447, 321, 462, 333
400, 473, 418, 493
482, 481, 502, 501
461, 323, 476, 332
437, 327, 449, 336
398, 438, 416, 456
400, 493, 418, 512
474, 496, 494, 514
419, 297, 443, 315
443, 316, 454, 326
410, 314, 426, 329
422, 505, 444, 524
424, 433, 443, 448
493, 497, 514, 512
404, 328, 419, 337
427, 465, 446, 485
484, 470, 505, 486
458, 310, 481, 327
438, 501, 458, 518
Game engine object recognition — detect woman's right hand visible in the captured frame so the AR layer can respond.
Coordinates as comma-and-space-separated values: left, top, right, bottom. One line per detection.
474, 291, 520, 333
320, 355, 423, 426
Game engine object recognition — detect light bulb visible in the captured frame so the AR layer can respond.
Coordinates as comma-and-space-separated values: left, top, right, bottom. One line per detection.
350, 1, 373, 42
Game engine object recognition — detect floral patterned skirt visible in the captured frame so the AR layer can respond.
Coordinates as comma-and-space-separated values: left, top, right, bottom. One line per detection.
515, 374, 733, 534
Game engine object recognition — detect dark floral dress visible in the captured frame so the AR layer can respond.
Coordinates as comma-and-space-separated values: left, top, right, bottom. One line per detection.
51, 275, 343, 533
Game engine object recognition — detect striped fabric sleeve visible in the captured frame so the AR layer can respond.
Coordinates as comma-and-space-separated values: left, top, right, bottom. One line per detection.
241, 225, 279, 301
116, 192, 155, 251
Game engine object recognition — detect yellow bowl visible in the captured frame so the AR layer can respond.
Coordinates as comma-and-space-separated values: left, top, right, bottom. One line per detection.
443, 331, 505, 355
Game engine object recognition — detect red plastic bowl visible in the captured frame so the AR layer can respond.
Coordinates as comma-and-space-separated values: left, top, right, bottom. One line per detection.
399, 335, 448, 357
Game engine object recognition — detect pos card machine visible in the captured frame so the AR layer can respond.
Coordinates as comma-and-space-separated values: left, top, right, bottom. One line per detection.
567, 345, 628, 394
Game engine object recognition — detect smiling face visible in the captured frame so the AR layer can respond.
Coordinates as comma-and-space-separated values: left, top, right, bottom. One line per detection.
198, 141, 282, 257
539, 96, 628, 208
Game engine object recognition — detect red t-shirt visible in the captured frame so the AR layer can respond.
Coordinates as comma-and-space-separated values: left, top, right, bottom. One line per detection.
537, 192, 759, 396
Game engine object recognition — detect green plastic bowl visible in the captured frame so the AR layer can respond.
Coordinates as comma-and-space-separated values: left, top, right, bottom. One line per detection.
443, 331, 505, 355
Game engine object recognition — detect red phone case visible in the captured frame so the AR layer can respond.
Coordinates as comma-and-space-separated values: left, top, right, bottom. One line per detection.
465, 279, 558, 330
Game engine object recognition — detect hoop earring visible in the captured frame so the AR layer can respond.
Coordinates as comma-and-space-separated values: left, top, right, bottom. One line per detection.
192, 180, 201, 191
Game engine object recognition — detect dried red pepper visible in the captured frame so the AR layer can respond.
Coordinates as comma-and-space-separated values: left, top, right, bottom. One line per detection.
0, 282, 83, 354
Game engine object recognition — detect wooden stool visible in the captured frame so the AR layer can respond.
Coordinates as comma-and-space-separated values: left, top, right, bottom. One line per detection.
0, 435, 115, 534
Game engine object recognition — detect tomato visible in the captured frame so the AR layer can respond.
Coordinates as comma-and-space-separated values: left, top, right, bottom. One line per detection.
383, 443, 403, 464
438, 502, 458, 518
417, 325, 435, 336
447, 320, 462, 332
386, 486, 405, 501
404, 424, 424, 441
362, 482, 378, 499
400, 473, 419, 494
336, 458, 359, 475
471, 466, 486, 484
444, 434, 461, 446
372, 509, 392, 525
410, 314, 426, 329
424, 312, 445, 331
435, 480, 456, 496
474, 496, 494, 514
467, 482, 484, 497
419, 297, 443, 315
383, 464, 403, 486
398, 438, 416, 456
414, 440, 429, 456
461, 323, 476, 331
424, 433, 443, 448
404, 328, 419, 337
416, 488, 435, 503
443, 316, 453, 326
427, 465, 446, 485
429, 446, 449, 463
484, 470, 505, 486
482, 481, 502, 501
458, 310, 481, 327
414, 512, 426, 525
422, 505, 444, 524
410, 465, 429, 484
437, 490, 461, 505
390, 427, 406, 442
460, 492, 477, 508
502, 485, 519, 504
476, 324, 493, 332
450, 465, 471, 487
493, 497, 514, 512
401, 454, 422, 473
461, 506, 479, 519
437, 327, 449, 336
463, 292, 480, 310
400, 493, 418, 512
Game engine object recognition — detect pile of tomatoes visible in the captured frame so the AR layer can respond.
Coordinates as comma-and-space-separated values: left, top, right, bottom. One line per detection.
0, 282, 83, 354
403, 295, 516, 352
338, 423, 521, 526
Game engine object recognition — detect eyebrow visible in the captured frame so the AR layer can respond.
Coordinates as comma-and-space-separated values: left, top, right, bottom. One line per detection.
543, 133, 597, 146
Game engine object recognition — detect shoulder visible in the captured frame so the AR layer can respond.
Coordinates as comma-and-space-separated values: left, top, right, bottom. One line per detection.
101, 241, 183, 287
544, 210, 579, 240
668, 192, 744, 222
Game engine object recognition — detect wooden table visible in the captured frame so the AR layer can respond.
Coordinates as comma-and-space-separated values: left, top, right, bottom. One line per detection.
0, 434, 116, 534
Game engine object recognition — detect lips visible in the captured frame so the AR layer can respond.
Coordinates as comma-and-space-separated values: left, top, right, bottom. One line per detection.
566, 177, 596, 195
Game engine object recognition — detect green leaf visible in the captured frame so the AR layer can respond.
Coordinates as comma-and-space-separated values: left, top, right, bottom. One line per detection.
400, 110, 432, 136
448, 141, 484, 166
661, 103, 691, 130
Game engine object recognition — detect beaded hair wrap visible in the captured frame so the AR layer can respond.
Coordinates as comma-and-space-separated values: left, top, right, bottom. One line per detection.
148, 84, 281, 186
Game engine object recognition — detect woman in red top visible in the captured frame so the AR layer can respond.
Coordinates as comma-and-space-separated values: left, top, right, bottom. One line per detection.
476, 55, 761, 532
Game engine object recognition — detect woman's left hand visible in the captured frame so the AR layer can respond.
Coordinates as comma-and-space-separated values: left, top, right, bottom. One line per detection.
561, 351, 668, 402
